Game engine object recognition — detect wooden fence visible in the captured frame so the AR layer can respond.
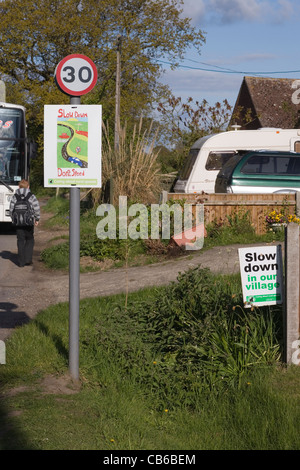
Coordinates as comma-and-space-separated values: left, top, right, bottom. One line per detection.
162, 192, 299, 235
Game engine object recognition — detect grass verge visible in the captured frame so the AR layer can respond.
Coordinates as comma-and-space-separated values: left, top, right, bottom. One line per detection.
0, 268, 299, 450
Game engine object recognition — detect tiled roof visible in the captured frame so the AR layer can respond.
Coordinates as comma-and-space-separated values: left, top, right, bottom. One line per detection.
231, 76, 300, 129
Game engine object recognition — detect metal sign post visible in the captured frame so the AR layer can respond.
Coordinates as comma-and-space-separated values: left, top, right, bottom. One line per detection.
69, 95, 81, 381
51, 54, 100, 381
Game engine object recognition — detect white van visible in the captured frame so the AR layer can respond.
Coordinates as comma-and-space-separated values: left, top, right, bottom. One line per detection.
174, 128, 300, 193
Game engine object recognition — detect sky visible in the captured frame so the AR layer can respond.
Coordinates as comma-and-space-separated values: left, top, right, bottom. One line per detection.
159, 0, 300, 109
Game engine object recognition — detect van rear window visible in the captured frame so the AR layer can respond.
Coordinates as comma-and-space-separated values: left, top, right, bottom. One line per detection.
205, 151, 237, 170
241, 154, 300, 175
180, 149, 199, 179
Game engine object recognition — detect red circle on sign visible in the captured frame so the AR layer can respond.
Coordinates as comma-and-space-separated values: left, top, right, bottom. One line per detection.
55, 54, 98, 96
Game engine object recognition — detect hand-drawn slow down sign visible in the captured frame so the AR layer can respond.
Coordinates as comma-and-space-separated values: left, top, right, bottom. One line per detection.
55, 54, 98, 96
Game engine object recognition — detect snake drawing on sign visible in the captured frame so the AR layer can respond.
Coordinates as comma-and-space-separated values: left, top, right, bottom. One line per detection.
57, 118, 88, 169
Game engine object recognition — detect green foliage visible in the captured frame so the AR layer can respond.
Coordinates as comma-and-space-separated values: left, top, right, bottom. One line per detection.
204, 209, 285, 247
226, 209, 255, 235
41, 235, 146, 271
43, 195, 70, 215
81, 267, 283, 411
0, 0, 206, 190
40, 242, 69, 270
42, 196, 70, 228
1, 274, 299, 450
205, 209, 264, 247
80, 236, 145, 262
40, 238, 137, 269
157, 96, 233, 169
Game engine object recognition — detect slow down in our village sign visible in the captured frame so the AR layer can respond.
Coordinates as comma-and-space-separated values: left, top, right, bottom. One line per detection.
238, 245, 283, 307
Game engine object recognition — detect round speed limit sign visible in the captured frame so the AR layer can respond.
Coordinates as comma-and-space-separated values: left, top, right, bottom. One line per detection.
55, 54, 98, 96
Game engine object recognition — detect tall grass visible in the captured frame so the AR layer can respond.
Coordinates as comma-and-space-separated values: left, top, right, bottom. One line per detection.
93, 118, 161, 205
204, 209, 284, 248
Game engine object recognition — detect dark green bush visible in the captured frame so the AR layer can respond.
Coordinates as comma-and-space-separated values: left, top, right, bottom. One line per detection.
88, 267, 283, 409
40, 242, 69, 269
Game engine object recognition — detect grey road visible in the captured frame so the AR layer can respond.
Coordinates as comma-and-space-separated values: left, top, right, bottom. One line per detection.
0, 226, 32, 340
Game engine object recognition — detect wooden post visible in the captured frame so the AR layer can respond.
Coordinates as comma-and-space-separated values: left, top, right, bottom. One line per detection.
0, 80, 6, 102
114, 35, 122, 154
284, 223, 300, 363
296, 191, 300, 218
160, 190, 168, 204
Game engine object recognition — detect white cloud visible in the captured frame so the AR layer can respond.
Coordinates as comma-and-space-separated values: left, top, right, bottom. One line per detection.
182, 0, 296, 25
209, 0, 261, 23
181, 0, 206, 24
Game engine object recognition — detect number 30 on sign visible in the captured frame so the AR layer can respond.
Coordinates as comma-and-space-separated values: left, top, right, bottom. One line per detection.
55, 54, 98, 97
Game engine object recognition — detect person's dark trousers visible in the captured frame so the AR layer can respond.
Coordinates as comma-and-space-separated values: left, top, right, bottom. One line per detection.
16, 226, 34, 267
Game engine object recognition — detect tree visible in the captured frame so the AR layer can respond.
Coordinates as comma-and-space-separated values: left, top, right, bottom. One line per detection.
0, 0, 205, 124
0, 0, 205, 188
157, 95, 233, 170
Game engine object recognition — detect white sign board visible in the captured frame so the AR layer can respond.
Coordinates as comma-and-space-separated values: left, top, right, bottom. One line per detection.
238, 245, 283, 307
44, 104, 102, 188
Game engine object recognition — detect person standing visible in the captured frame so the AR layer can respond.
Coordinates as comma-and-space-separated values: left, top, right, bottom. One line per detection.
9, 179, 40, 267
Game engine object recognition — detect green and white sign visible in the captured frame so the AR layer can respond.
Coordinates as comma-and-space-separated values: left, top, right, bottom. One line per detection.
238, 245, 283, 307
44, 104, 102, 188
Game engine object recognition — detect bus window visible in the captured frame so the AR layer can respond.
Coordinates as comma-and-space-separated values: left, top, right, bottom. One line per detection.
0, 103, 28, 222
0, 108, 25, 140
0, 106, 26, 185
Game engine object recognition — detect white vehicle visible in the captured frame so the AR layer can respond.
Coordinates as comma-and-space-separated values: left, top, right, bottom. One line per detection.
174, 128, 300, 193
0, 102, 36, 223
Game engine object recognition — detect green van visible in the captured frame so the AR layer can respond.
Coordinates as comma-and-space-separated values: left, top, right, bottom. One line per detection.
214, 151, 300, 193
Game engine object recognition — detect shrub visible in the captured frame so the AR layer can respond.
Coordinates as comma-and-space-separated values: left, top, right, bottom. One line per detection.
206, 210, 258, 246
40, 242, 69, 269
90, 267, 283, 409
